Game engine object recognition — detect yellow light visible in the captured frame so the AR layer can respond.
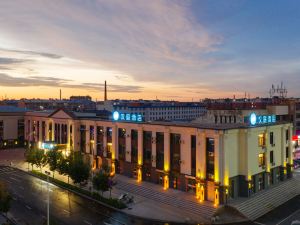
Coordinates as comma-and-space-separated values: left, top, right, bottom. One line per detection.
110, 162, 115, 176
248, 175, 252, 181
164, 164, 169, 172
200, 185, 205, 202
214, 189, 219, 207
4, 142, 7, 146
15, 141, 18, 145
163, 175, 169, 190
90, 140, 95, 144
196, 183, 201, 199
138, 159, 142, 166
38, 141, 42, 149
137, 168, 142, 182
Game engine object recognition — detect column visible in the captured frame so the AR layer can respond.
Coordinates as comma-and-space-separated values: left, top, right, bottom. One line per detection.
196, 131, 206, 179
138, 127, 143, 165
112, 124, 118, 160
45, 121, 49, 141
126, 128, 131, 162
151, 132, 156, 168
103, 126, 107, 157
181, 133, 191, 175
164, 130, 170, 172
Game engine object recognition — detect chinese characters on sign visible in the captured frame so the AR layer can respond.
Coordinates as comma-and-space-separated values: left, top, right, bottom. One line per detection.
249, 113, 276, 126
113, 111, 143, 122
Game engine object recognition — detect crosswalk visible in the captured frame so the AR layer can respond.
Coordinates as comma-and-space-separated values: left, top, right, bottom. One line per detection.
115, 179, 216, 221
0, 166, 16, 174
230, 178, 300, 220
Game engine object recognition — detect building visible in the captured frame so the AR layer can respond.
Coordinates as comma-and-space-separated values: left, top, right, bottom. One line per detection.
97, 100, 206, 122
0, 106, 28, 149
24, 109, 294, 205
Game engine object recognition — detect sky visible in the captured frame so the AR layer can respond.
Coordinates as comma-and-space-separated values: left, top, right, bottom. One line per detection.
0, 0, 299, 101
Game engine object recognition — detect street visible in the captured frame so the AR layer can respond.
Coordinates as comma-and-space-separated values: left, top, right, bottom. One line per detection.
254, 168, 300, 225
0, 166, 180, 225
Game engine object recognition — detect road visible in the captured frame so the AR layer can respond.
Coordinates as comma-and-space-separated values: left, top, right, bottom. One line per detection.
0, 166, 180, 225
254, 168, 300, 225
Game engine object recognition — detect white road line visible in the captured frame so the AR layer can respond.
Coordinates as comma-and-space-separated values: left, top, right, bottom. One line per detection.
25, 205, 32, 210
83, 220, 92, 225
9, 177, 20, 182
254, 222, 265, 225
276, 209, 300, 225
63, 209, 70, 214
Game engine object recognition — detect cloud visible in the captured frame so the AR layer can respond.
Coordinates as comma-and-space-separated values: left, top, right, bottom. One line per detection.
0, 57, 30, 65
0, 48, 62, 59
0, 73, 143, 93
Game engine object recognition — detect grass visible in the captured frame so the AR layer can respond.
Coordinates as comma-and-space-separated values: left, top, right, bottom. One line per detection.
31, 170, 126, 209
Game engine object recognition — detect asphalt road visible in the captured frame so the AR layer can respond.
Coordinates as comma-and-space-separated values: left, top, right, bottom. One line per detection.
254, 168, 300, 225
0, 166, 179, 225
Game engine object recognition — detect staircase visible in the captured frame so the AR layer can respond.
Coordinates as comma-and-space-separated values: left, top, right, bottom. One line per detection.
231, 178, 300, 220
115, 178, 216, 220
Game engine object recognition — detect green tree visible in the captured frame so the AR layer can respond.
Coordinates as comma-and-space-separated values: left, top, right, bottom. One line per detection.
24, 147, 35, 170
93, 171, 109, 196
34, 148, 47, 172
57, 153, 70, 183
47, 149, 61, 178
68, 152, 90, 185
0, 182, 11, 216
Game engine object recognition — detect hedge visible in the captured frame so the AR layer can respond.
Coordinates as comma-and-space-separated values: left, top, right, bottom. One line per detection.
31, 170, 126, 209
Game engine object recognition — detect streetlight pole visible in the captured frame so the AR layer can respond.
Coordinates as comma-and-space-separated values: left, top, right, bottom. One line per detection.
45, 170, 51, 225
91, 140, 94, 194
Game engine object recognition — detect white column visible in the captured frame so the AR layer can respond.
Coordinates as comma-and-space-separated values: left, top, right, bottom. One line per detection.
138, 127, 143, 165
181, 133, 191, 175
164, 130, 170, 171
103, 126, 107, 157
112, 124, 118, 160
197, 131, 206, 179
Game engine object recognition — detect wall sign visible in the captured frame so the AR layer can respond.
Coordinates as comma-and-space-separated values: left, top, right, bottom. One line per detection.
248, 113, 276, 126
112, 111, 143, 122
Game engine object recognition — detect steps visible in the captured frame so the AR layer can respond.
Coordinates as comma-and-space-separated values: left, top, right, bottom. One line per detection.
115, 179, 216, 220
231, 178, 300, 220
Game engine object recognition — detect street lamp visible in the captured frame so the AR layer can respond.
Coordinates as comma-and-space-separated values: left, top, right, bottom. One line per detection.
90, 140, 95, 193
45, 170, 51, 225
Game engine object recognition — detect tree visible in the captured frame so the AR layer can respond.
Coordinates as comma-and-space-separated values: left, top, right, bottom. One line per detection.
93, 171, 109, 196
34, 148, 47, 172
0, 182, 11, 216
57, 153, 70, 183
24, 147, 35, 170
47, 149, 61, 178
68, 152, 90, 185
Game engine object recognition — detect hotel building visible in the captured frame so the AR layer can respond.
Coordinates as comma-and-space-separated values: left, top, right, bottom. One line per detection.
24, 109, 294, 205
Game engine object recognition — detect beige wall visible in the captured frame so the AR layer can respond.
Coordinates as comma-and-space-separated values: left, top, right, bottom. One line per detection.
0, 115, 24, 140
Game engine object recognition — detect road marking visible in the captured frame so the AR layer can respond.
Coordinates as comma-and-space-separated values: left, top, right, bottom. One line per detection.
63, 209, 70, 214
9, 177, 20, 182
25, 205, 32, 210
276, 209, 300, 225
254, 222, 265, 225
83, 220, 92, 225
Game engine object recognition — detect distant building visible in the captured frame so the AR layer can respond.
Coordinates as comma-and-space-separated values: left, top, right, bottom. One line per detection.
97, 100, 206, 122
0, 106, 28, 149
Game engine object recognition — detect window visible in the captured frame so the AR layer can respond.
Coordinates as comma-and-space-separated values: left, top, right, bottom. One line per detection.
286, 130, 289, 142
270, 132, 274, 145
286, 147, 289, 159
258, 134, 266, 147
270, 151, 274, 164
0, 120, 3, 140
258, 153, 265, 167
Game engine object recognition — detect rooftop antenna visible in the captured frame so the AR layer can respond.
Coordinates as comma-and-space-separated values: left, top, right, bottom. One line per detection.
60, 89, 62, 100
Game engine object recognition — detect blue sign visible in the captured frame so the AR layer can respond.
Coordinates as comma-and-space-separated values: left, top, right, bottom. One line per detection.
112, 111, 143, 122
248, 113, 276, 126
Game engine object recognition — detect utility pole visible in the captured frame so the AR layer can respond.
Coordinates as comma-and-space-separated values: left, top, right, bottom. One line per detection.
45, 170, 51, 225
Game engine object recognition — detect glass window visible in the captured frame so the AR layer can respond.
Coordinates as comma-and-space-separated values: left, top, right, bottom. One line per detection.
258, 134, 266, 147
259, 153, 265, 167
270, 151, 274, 164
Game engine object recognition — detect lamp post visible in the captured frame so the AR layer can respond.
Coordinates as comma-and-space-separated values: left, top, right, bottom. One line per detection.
45, 170, 51, 225
90, 140, 95, 193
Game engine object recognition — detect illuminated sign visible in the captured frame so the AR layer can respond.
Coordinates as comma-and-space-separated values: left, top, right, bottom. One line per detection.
41, 142, 56, 150
112, 111, 143, 122
248, 113, 276, 126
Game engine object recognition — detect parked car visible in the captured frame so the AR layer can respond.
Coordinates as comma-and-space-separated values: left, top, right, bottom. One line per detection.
118, 193, 134, 204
